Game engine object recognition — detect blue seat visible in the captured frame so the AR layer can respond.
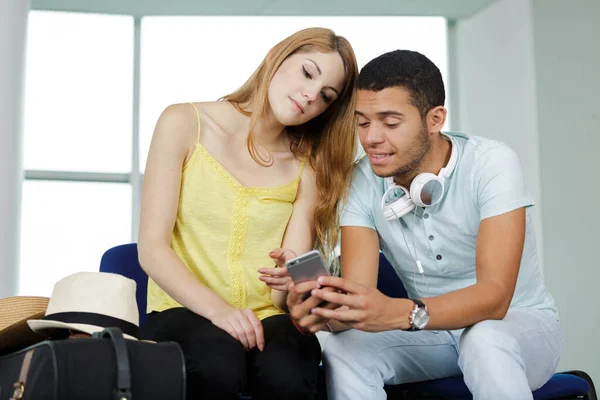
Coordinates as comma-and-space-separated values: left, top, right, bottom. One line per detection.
100, 244, 597, 400
99, 243, 149, 326
99, 243, 325, 399
376, 252, 597, 400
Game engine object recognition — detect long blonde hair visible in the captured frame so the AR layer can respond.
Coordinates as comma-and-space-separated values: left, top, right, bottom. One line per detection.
222, 27, 358, 262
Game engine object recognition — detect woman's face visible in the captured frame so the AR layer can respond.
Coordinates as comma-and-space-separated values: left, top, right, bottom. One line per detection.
267, 50, 346, 126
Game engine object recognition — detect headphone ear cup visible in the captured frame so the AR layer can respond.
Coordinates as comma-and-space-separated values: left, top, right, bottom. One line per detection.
410, 173, 438, 207
383, 195, 415, 220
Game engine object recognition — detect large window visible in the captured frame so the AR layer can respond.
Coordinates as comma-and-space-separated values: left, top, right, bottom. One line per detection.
20, 182, 132, 296
21, 11, 134, 296
21, 13, 448, 296
24, 11, 133, 173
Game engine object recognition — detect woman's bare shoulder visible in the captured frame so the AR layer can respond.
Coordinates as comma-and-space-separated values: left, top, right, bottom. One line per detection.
155, 102, 199, 141
192, 101, 244, 137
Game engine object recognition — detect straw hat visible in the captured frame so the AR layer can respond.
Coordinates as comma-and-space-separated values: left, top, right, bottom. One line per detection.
0, 296, 50, 354
27, 272, 140, 341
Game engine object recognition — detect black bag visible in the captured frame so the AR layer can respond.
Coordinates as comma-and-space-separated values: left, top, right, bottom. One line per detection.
0, 327, 186, 400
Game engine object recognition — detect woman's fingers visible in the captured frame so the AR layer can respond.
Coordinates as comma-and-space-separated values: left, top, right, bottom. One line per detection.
229, 317, 250, 351
243, 309, 265, 351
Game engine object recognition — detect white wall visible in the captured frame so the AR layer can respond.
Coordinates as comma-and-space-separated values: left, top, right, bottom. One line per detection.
455, 0, 600, 385
454, 0, 544, 264
532, 0, 600, 385
0, 0, 29, 297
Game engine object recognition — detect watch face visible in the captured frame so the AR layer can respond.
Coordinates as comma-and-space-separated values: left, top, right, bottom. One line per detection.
413, 308, 430, 329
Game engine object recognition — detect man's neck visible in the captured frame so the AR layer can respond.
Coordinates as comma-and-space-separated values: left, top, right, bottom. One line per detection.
394, 133, 452, 188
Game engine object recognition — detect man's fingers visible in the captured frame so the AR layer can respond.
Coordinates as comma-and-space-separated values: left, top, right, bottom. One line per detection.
287, 281, 319, 304
296, 298, 341, 332
290, 292, 322, 318
304, 293, 334, 309
311, 322, 331, 334
316, 276, 362, 295
287, 281, 339, 334
287, 288, 303, 308
292, 280, 320, 295
302, 286, 340, 308
311, 306, 363, 323
322, 300, 338, 310
310, 289, 363, 309
297, 314, 329, 332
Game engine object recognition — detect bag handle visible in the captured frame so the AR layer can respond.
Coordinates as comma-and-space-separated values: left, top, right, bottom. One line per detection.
93, 327, 133, 400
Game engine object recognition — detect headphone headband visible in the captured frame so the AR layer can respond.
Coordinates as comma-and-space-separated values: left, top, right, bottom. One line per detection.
438, 132, 458, 180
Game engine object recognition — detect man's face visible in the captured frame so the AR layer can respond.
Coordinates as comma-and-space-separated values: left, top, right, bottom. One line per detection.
355, 87, 432, 180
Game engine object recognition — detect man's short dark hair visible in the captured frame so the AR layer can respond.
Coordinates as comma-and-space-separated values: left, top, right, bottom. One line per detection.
357, 50, 445, 118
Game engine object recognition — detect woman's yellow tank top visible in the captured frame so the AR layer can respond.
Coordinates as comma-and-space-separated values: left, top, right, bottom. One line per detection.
147, 103, 306, 320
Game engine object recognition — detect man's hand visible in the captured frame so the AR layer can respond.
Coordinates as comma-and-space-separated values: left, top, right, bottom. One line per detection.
210, 306, 265, 351
258, 248, 295, 291
309, 276, 413, 332
287, 280, 339, 334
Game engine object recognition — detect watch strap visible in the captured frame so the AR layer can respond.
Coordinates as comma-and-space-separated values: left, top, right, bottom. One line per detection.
411, 298, 426, 308
408, 298, 427, 331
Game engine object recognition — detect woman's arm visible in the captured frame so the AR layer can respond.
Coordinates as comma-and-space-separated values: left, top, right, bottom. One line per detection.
263, 164, 319, 311
137, 104, 231, 321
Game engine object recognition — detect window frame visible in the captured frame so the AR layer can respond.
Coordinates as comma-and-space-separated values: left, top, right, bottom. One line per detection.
23, 15, 453, 246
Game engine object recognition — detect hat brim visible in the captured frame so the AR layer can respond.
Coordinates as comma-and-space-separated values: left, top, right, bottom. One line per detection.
0, 311, 48, 354
27, 320, 138, 341
0, 296, 50, 331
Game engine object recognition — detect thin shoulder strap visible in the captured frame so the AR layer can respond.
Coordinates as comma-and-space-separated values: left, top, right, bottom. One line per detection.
188, 102, 201, 143
296, 152, 309, 181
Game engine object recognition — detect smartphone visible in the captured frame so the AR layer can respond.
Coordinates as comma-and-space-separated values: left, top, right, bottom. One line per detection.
286, 250, 331, 284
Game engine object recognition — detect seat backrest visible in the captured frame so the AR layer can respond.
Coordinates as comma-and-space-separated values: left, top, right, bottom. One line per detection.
376, 252, 408, 299
99, 244, 408, 326
99, 243, 148, 325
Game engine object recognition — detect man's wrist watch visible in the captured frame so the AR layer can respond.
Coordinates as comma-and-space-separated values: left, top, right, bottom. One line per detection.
408, 299, 429, 331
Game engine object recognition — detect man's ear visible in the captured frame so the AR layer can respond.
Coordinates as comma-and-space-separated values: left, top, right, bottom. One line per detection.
426, 106, 447, 132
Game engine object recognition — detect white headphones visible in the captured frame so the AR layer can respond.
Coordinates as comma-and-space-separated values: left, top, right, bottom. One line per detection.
381, 133, 458, 221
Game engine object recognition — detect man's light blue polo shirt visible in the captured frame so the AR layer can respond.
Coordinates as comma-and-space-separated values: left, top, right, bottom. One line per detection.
341, 132, 557, 315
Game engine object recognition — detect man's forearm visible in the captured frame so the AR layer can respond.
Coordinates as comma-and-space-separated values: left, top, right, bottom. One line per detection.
420, 282, 511, 330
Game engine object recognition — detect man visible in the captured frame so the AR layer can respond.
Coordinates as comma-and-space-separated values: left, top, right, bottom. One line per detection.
286, 50, 561, 400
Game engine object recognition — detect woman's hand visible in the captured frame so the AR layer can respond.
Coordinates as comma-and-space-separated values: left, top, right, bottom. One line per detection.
258, 248, 297, 291
210, 306, 265, 351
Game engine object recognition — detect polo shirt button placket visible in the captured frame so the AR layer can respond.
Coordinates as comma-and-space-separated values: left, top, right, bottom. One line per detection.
421, 209, 442, 262
420, 208, 436, 261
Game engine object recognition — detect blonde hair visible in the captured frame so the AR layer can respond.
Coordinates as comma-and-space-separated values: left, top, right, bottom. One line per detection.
222, 27, 358, 264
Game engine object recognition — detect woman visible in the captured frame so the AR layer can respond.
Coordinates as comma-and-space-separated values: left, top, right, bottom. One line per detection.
138, 27, 358, 399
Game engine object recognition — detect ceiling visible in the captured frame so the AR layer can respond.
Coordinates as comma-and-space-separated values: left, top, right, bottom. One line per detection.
31, 0, 496, 19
